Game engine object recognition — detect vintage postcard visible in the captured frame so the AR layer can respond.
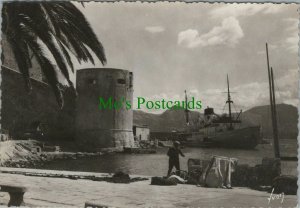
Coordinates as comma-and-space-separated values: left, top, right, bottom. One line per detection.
0, 1, 298, 207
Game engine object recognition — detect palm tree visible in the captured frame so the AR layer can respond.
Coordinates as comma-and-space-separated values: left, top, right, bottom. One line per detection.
2, 2, 106, 108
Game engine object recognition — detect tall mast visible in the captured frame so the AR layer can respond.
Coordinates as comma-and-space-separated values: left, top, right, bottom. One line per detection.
184, 90, 189, 125
226, 74, 233, 129
266, 43, 280, 158
271, 67, 280, 158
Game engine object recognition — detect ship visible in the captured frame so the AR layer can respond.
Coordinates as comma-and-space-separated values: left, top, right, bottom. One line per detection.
185, 75, 261, 149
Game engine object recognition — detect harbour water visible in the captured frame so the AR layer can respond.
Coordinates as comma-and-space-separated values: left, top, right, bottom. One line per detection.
40, 140, 297, 176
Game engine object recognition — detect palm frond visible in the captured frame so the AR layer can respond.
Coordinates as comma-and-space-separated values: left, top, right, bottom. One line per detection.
20, 27, 64, 108
2, 1, 107, 107
3, 3, 32, 91
58, 41, 74, 73
42, 3, 106, 65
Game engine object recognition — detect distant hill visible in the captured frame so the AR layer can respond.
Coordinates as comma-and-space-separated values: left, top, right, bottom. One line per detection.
133, 103, 298, 140
133, 109, 201, 132
243, 104, 298, 140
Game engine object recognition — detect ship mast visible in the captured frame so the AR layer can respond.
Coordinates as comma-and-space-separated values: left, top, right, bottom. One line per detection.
184, 90, 189, 125
271, 67, 280, 153
226, 74, 233, 129
266, 43, 280, 158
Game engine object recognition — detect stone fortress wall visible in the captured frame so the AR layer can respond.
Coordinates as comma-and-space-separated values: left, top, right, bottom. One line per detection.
1, 37, 133, 150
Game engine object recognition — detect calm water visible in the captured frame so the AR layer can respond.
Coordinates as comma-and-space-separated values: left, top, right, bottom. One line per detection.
40, 140, 298, 176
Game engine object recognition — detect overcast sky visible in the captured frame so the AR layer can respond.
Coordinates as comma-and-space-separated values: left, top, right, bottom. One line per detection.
71, 2, 299, 113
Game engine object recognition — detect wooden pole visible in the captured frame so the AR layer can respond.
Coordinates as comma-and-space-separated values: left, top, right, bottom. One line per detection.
226, 74, 233, 129
271, 67, 280, 158
265, 43, 280, 158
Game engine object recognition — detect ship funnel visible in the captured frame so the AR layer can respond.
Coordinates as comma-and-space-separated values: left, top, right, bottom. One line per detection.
204, 107, 214, 116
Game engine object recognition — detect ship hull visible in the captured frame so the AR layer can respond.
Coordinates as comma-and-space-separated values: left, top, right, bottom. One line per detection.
186, 126, 260, 149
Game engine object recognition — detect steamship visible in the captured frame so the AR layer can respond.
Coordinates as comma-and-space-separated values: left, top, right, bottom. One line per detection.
185, 75, 261, 149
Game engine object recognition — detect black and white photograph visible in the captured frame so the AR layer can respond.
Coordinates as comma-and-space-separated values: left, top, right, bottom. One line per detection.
0, 1, 298, 207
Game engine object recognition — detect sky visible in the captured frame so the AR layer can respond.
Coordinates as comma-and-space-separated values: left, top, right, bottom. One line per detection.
70, 2, 299, 113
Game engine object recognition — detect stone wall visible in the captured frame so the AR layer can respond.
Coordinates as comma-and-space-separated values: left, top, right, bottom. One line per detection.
1, 66, 75, 140
1, 37, 135, 149
1, 34, 46, 82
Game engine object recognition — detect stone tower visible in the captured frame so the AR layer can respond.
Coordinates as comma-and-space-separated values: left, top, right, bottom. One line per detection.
75, 68, 135, 151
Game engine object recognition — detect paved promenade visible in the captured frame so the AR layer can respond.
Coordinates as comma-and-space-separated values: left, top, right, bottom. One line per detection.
0, 168, 297, 208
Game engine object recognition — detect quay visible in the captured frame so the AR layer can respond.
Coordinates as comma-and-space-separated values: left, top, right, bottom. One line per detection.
0, 168, 297, 207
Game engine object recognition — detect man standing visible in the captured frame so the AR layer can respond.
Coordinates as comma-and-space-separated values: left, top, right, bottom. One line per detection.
167, 141, 185, 176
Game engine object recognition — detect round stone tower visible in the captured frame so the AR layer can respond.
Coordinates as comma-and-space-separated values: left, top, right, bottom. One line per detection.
75, 68, 135, 151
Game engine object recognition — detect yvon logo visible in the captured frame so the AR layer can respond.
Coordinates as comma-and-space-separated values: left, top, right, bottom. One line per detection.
267, 188, 285, 204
